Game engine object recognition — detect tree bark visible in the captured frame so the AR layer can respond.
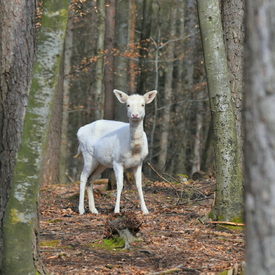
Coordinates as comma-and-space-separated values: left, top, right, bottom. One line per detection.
104, 0, 116, 120
128, 0, 137, 95
94, 0, 106, 120
0, 0, 37, 272
197, 0, 243, 221
2, 0, 68, 273
59, 10, 74, 184
158, 2, 177, 170
221, 0, 245, 166
244, 0, 275, 273
114, 0, 129, 122
137, 0, 153, 94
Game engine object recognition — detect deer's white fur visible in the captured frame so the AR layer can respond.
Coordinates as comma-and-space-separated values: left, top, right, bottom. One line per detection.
76, 89, 157, 215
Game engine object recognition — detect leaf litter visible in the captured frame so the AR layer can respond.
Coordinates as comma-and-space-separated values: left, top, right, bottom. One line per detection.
40, 179, 244, 274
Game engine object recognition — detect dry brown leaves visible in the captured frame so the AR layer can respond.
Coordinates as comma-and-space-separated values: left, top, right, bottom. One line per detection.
40, 180, 244, 275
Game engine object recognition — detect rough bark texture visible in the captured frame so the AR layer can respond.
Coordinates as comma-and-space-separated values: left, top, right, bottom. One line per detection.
221, 0, 245, 164
197, 0, 243, 221
244, 1, 275, 274
0, 0, 36, 272
2, 0, 68, 273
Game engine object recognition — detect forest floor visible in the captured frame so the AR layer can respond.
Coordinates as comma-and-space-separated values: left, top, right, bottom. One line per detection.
40, 177, 245, 275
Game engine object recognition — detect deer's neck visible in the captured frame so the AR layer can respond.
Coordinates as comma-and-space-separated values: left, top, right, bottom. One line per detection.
129, 120, 144, 154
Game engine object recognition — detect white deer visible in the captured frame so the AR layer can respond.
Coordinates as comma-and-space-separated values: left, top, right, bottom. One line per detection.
76, 89, 157, 215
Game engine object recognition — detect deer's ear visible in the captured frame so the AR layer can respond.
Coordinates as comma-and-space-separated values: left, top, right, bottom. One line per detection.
113, 89, 129, 103
144, 90, 157, 104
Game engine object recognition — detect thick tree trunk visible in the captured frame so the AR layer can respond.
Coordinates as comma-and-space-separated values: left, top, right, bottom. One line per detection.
2, 0, 68, 273
0, 0, 37, 272
197, 0, 243, 221
244, 1, 275, 273
104, 0, 116, 120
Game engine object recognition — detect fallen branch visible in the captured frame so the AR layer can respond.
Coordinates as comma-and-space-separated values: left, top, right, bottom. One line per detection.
207, 221, 244, 226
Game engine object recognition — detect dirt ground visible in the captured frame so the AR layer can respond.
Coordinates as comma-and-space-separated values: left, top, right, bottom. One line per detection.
39, 178, 245, 275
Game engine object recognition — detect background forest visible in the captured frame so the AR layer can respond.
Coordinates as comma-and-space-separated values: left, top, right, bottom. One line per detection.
46, 0, 211, 185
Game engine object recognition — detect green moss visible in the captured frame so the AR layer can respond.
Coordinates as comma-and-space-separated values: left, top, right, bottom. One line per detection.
217, 271, 228, 275
40, 240, 59, 247
230, 216, 243, 224
208, 211, 214, 220
88, 238, 125, 251
48, 219, 62, 223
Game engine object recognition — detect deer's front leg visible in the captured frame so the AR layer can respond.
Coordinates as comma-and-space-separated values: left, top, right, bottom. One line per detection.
113, 163, 124, 213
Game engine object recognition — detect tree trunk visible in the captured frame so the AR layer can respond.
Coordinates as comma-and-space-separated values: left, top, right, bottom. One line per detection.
197, 0, 243, 221
114, 0, 129, 122
104, 0, 116, 120
158, 2, 177, 171
221, 0, 245, 166
128, 0, 137, 95
244, 1, 275, 273
2, 0, 68, 273
59, 10, 74, 184
137, 0, 153, 94
40, 53, 65, 186
0, 0, 37, 272
94, 0, 106, 120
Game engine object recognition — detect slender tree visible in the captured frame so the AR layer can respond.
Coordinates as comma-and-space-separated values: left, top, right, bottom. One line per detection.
0, 0, 37, 272
158, 2, 177, 170
94, 0, 106, 120
128, 0, 137, 95
197, 0, 243, 221
137, 0, 153, 94
114, 0, 129, 122
244, 0, 275, 273
104, 0, 116, 120
2, 0, 68, 273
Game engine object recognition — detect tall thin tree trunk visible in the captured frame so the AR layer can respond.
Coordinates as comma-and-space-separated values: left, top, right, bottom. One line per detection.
114, 0, 129, 122
94, 0, 106, 120
128, 0, 136, 94
137, 0, 153, 94
2, 0, 68, 273
158, 3, 177, 171
172, 0, 187, 174
197, 0, 243, 221
104, 0, 116, 120
59, 10, 74, 184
